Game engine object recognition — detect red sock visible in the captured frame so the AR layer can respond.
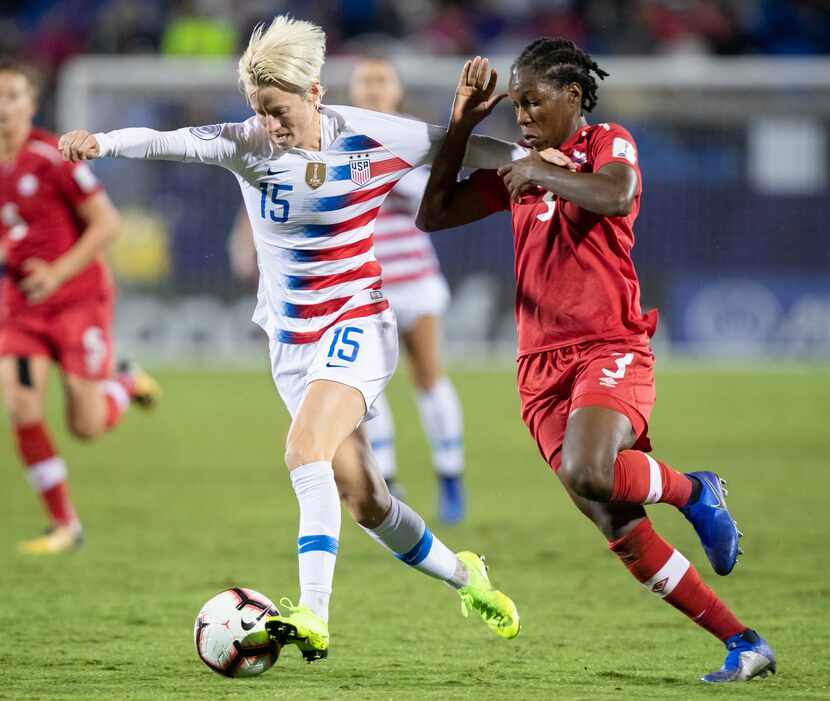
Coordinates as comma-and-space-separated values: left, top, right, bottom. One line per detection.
15, 422, 77, 527
610, 450, 692, 508
101, 377, 131, 429
609, 518, 745, 641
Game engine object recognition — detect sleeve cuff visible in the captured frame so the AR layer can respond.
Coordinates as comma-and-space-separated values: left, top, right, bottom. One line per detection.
93, 132, 112, 157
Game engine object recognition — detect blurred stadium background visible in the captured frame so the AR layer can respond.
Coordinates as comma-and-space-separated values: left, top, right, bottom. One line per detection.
5, 0, 830, 365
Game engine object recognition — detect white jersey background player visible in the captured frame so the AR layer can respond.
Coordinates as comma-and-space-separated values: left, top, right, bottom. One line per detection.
60, 16, 523, 659
229, 57, 467, 524
353, 58, 466, 524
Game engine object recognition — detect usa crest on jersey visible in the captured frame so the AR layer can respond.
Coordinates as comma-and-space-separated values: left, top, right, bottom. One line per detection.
349, 154, 372, 186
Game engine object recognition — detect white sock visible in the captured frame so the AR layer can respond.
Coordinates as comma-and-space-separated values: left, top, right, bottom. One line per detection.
101, 379, 130, 411
362, 496, 463, 587
416, 377, 464, 477
290, 461, 341, 623
364, 392, 396, 480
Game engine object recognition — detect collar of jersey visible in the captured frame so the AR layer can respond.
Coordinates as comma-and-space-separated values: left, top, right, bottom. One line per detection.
559, 122, 590, 152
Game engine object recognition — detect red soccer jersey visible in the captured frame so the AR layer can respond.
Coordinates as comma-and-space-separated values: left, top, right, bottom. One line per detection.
472, 122, 657, 356
0, 127, 111, 315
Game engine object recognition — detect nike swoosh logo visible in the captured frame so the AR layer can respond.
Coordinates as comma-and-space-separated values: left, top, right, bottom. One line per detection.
326, 362, 348, 368
267, 167, 289, 175
240, 618, 256, 631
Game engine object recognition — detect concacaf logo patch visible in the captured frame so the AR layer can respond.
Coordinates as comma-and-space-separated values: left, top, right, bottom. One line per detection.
189, 124, 222, 141
612, 137, 637, 165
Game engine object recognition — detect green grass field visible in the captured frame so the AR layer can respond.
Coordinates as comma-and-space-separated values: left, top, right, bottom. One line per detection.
1, 364, 829, 700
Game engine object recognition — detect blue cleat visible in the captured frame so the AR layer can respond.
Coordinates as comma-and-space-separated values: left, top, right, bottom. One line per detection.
680, 471, 741, 575
702, 629, 776, 683
438, 476, 465, 524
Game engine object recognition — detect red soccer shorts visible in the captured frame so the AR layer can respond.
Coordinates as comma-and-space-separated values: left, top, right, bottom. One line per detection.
517, 337, 656, 472
0, 298, 114, 381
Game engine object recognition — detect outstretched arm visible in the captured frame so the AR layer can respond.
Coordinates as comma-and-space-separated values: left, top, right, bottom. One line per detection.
416, 57, 509, 232
59, 124, 246, 168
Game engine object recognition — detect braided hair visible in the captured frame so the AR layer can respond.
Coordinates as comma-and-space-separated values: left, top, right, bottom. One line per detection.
512, 38, 609, 113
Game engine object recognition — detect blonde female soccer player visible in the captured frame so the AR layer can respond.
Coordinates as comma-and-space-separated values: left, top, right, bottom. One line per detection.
229, 56, 468, 522
60, 16, 522, 660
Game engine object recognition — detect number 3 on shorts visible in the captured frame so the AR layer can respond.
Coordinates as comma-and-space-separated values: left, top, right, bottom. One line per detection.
599, 352, 633, 388
327, 326, 363, 363
83, 326, 107, 375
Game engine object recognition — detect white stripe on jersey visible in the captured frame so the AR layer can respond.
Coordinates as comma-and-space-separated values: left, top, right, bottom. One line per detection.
95, 106, 525, 343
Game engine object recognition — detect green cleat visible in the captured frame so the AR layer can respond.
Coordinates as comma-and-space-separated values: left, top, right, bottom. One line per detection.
265, 599, 329, 662
456, 551, 521, 640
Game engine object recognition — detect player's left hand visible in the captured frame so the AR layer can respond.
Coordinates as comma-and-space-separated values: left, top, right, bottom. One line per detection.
20, 258, 63, 303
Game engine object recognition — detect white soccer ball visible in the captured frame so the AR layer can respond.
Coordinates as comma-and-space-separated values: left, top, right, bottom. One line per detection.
194, 587, 280, 677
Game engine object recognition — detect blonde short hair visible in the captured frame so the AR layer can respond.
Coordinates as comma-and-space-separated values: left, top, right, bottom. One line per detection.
238, 15, 326, 98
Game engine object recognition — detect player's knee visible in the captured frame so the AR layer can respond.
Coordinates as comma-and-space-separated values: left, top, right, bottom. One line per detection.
67, 415, 102, 442
560, 449, 615, 501
284, 436, 330, 470
5, 393, 42, 426
409, 358, 441, 392
284, 447, 311, 470
412, 371, 440, 393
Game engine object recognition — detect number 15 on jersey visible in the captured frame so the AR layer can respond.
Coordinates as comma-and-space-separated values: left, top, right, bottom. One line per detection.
260, 182, 293, 222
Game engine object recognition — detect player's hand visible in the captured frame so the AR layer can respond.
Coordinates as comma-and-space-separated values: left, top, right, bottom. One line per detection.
498, 151, 546, 202
538, 148, 577, 172
20, 258, 63, 303
498, 151, 574, 203
450, 56, 507, 132
59, 130, 101, 162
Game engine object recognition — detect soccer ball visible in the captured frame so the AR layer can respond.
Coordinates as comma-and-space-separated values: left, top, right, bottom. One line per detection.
194, 587, 280, 677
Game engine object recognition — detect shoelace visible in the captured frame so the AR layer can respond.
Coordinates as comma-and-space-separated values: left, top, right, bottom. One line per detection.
279, 597, 297, 613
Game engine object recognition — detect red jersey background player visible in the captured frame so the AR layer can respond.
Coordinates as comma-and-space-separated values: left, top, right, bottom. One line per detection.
417, 42, 775, 683
0, 58, 159, 554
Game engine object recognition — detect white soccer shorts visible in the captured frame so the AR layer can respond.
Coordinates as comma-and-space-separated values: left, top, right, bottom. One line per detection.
383, 274, 450, 332
269, 307, 399, 421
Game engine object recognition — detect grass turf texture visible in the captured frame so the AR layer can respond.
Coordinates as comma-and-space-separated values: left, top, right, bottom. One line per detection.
1, 364, 828, 700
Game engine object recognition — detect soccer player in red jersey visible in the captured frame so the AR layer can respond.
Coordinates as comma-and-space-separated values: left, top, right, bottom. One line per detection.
0, 58, 159, 554
417, 40, 776, 683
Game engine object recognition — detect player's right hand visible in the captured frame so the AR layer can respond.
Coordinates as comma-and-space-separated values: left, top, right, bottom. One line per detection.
538, 148, 577, 172
450, 56, 507, 132
58, 130, 100, 162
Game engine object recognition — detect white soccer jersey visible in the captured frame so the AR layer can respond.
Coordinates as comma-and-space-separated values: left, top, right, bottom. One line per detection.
95, 105, 524, 344
372, 167, 440, 286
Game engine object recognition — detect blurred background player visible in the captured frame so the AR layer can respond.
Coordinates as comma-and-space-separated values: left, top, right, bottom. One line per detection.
418, 45, 775, 683
228, 55, 466, 523
0, 57, 159, 555
352, 57, 466, 522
